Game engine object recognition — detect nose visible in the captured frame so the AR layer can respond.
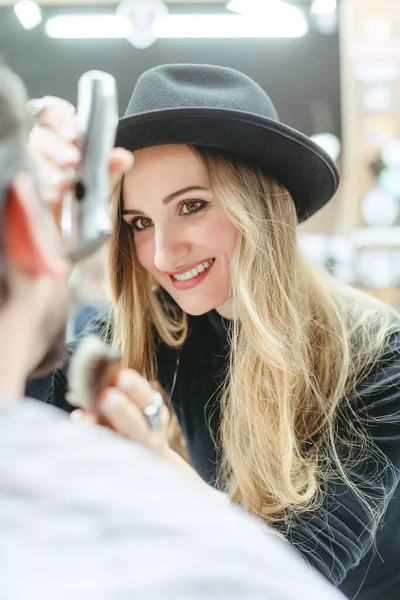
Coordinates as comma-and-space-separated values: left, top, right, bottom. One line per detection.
153, 225, 190, 273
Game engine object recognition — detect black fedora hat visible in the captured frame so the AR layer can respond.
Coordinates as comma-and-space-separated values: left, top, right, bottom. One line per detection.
116, 64, 340, 223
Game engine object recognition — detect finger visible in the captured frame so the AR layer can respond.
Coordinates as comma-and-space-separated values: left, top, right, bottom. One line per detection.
34, 158, 75, 231
28, 95, 75, 116
30, 125, 80, 169
28, 96, 79, 141
38, 158, 76, 199
41, 105, 79, 142
109, 148, 134, 190
115, 369, 159, 412
99, 388, 151, 443
70, 408, 97, 425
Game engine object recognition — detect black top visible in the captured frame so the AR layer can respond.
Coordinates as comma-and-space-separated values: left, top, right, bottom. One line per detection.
28, 310, 400, 600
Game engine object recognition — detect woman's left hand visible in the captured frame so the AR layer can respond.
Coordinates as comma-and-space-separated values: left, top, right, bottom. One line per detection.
76, 368, 171, 460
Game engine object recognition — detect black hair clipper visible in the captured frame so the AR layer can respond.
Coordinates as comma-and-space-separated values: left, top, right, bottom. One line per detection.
63, 70, 119, 263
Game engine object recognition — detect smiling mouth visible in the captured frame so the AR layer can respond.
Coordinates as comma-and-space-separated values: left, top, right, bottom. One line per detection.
170, 259, 215, 282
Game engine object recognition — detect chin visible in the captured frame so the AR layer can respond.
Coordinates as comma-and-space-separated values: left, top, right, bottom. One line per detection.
181, 305, 211, 317
175, 296, 230, 317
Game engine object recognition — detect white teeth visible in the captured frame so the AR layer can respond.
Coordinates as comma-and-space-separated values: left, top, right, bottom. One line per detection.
173, 259, 214, 281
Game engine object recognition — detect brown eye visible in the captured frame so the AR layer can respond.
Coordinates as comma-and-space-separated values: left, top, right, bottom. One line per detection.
180, 200, 206, 216
131, 217, 153, 231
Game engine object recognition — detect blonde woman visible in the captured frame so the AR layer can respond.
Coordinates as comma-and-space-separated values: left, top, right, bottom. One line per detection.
31, 65, 400, 600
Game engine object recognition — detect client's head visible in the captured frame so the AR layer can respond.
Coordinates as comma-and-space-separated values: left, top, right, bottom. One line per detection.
0, 64, 70, 390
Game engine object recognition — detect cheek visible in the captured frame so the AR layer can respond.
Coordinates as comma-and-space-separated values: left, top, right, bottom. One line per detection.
134, 237, 155, 273
200, 217, 238, 256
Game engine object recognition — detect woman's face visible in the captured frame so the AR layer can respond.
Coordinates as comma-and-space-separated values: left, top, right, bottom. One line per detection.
122, 145, 238, 318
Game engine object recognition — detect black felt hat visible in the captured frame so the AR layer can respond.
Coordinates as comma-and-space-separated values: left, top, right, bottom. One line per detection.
116, 64, 340, 222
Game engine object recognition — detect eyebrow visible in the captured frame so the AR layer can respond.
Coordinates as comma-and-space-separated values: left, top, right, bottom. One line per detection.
122, 186, 210, 216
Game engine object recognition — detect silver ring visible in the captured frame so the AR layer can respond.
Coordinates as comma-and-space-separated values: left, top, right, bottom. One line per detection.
143, 391, 164, 430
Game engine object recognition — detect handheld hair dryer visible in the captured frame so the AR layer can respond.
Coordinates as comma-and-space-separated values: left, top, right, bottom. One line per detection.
62, 70, 119, 263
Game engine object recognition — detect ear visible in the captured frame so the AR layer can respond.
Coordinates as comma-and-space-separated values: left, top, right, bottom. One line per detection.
5, 173, 67, 277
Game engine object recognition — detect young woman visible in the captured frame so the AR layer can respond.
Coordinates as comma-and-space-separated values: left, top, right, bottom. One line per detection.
30, 64, 400, 600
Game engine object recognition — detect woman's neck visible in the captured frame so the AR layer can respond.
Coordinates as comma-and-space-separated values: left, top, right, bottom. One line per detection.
214, 297, 233, 320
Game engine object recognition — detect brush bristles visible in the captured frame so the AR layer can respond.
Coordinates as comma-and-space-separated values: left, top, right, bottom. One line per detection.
67, 336, 112, 410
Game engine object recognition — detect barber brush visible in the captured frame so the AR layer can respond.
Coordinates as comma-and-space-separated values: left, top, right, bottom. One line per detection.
68, 335, 166, 431
67, 335, 122, 425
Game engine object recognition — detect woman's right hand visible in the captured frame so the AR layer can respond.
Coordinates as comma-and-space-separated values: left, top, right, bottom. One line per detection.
27, 96, 133, 232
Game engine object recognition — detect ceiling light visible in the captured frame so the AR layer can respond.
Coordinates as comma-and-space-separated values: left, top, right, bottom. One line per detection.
227, 0, 308, 29
116, 0, 168, 49
228, 0, 289, 15
310, 0, 337, 16
310, 0, 337, 35
14, 0, 42, 29
45, 15, 131, 38
228, 0, 273, 12
46, 13, 308, 40
154, 14, 308, 38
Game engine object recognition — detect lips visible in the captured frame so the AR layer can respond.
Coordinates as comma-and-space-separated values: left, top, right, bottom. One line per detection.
168, 258, 215, 291
167, 258, 215, 277
171, 259, 215, 282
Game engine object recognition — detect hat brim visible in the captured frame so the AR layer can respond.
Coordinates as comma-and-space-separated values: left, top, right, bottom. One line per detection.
116, 108, 340, 223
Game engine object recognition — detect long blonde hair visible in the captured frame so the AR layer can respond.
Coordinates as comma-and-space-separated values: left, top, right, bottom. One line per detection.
108, 145, 397, 532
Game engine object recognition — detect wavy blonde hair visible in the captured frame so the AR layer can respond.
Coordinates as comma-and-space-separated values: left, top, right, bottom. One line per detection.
107, 145, 397, 531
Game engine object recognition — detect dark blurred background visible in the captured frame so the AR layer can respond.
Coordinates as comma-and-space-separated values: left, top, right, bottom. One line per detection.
0, 1, 341, 137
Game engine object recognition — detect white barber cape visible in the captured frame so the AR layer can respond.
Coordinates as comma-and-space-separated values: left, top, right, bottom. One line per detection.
0, 399, 344, 600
